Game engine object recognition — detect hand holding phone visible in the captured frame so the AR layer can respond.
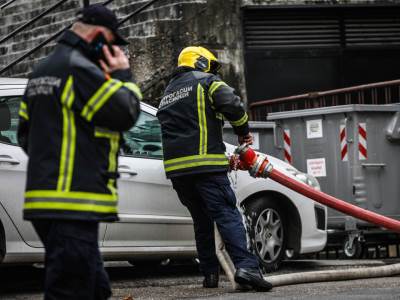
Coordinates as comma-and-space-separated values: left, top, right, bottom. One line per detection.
90, 33, 114, 61
99, 45, 130, 74
89, 33, 130, 74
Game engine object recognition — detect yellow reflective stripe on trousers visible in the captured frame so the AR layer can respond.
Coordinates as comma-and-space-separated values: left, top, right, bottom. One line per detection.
57, 76, 76, 192
95, 128, 120, 196
123, 82, 143, 100
19, 101, 29, 120
230, 112, 248, 127
25, 190, 117, 201
197, 84, 207, 155
164, 154, 228, 172
24, 202, 117, 213
208, 81, 228, 102
81, 80, 123, 121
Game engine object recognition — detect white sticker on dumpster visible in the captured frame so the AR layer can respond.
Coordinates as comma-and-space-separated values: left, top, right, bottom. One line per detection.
251, 132, 260, 150
306, 119, 323, 139
307, 158, 326, 177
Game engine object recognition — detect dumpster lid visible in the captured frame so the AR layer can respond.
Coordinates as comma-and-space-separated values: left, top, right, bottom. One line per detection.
267, 104, 400, 120
224, 121, 275, 129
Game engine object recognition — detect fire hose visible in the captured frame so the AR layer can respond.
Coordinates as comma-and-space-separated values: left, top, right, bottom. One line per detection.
215, 144, 400, 290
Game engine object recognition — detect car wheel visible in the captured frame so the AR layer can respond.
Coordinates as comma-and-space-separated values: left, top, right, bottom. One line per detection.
244, 197, 287, 272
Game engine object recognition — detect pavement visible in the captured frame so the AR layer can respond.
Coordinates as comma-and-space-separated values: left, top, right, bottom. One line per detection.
0, 259, 400, 299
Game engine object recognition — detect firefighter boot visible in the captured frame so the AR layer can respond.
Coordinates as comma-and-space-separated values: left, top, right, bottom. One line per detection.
234, 268, 272, 292
203, 272, 219, 288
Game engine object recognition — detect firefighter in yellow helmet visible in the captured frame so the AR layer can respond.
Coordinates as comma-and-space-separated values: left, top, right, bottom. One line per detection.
157, 46, 272, 291
177, 46, 220, 73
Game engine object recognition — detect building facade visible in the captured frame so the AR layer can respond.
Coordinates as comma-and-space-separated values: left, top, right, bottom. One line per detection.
0, 0, 399, 106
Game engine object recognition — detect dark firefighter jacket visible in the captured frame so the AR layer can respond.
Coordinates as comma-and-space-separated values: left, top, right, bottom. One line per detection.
17, 30, 142, 222
157, 67, 249, 178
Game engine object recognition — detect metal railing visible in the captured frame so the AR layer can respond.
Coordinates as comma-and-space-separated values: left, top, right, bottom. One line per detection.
117, 0, 159, 26
0, 0, 18, 10
250, 79, 400, 121
0, 0, 161, 75
0, 0, 70, 45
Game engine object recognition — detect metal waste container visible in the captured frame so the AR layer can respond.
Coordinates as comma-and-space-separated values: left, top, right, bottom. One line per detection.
223, 121, 279, 157
268, 104, 400, 256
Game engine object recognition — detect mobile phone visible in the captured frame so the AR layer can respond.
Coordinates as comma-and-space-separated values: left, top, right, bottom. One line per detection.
89, 33, 114, 62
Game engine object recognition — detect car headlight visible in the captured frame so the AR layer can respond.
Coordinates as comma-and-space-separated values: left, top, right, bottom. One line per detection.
285, 168, 321, 191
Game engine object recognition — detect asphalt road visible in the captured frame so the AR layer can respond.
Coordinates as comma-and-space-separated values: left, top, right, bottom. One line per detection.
1, 259, 400, 299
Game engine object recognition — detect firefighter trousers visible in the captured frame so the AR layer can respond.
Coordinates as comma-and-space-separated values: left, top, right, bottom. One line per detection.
171, 172, 259, 275
32, 220, 111, 300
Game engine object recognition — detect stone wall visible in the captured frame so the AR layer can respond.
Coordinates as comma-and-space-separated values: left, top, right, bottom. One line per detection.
0, 0, 81, 76
128, 0, 247, 107
0, 0, 247, 106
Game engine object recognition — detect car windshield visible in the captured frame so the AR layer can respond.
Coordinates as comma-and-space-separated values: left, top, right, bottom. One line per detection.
122, 111, 163, 159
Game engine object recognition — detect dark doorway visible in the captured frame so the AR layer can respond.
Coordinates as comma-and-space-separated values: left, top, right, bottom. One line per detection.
243, 5, 400, 103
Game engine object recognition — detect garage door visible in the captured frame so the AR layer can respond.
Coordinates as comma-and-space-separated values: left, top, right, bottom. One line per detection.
243, 5, 400, 103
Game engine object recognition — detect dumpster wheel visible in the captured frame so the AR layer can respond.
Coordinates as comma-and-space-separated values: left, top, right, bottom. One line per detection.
343, 238, 364, 259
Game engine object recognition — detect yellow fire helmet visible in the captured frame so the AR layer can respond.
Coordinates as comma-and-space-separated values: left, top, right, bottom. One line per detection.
178, 46, 221, 74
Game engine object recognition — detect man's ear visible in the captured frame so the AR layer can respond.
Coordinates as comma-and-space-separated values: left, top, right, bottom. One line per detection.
86, 27, 102, 43
101, 28, 115, 44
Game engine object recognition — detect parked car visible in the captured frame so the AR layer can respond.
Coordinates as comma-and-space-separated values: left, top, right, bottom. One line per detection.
0, 78, 326, 271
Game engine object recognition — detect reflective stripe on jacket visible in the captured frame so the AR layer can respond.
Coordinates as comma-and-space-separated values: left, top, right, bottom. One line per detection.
157, 68, 249, 178
17, 30, 141, 221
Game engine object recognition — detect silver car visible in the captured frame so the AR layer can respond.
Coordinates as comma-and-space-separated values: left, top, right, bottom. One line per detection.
0, 78, 327, 271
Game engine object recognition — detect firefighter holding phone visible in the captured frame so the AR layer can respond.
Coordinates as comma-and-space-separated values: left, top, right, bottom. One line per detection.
17, 4, 142, 299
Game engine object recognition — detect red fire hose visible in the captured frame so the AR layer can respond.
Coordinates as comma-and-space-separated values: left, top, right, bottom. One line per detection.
232, 144, 400, 233
269, 169, 400, 232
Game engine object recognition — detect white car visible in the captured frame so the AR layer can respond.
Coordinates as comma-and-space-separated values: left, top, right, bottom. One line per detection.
0, 78, 326, 272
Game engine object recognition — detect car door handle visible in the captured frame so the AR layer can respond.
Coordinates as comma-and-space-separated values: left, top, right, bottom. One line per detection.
0, 155, 20, 165
118, 165, 138, 176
